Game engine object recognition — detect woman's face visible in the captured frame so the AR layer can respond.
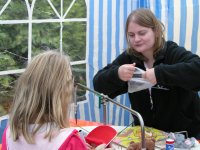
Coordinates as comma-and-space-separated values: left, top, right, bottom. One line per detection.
127, 21, 156, 54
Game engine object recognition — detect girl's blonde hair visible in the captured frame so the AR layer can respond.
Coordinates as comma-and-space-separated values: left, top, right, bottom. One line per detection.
125, 8, 165, 60
9, 50, 74, 144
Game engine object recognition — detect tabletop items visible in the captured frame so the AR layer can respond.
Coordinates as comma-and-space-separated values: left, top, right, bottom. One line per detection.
113, 126, 167, 148
167, 132, 197, 149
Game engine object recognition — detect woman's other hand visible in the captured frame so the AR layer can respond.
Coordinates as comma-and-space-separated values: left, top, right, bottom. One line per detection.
118, 63, 135, 81
143, 68, 157, 85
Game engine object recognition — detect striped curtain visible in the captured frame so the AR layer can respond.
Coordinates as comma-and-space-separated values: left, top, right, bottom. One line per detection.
76, 0, 200, 126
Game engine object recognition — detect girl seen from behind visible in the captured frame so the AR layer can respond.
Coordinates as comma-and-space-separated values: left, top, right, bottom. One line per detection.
2, 51, 111, 150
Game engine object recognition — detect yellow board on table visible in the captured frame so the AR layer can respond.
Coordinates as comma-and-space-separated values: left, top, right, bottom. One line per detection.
113, 126, 167, 148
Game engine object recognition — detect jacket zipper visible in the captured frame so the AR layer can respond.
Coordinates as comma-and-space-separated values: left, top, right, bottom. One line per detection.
148, 88, 154, 110
149, 90, 155, 124
150, 95, 153, 110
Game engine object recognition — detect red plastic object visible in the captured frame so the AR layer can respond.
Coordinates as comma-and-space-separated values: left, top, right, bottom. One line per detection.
85, 125, 117, 147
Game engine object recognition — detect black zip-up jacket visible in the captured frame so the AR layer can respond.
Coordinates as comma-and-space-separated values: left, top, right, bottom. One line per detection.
93, 41, 200, 138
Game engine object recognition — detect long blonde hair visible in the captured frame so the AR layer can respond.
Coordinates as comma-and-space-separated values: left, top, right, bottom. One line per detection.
125, 8, 165, 60
9, 50, 74, 144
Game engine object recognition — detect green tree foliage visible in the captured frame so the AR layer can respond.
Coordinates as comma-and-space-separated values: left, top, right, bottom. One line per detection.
63, 22, 86, 61
0, 0, 87, 115
0, 0, 28, 20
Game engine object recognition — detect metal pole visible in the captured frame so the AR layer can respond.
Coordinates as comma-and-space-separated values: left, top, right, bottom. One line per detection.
102, 98, 107, 125
76, 83, 146, 149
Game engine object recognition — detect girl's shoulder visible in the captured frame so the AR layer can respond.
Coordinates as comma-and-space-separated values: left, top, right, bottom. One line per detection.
5, 126, 84, 150
59, 129, 87, 150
